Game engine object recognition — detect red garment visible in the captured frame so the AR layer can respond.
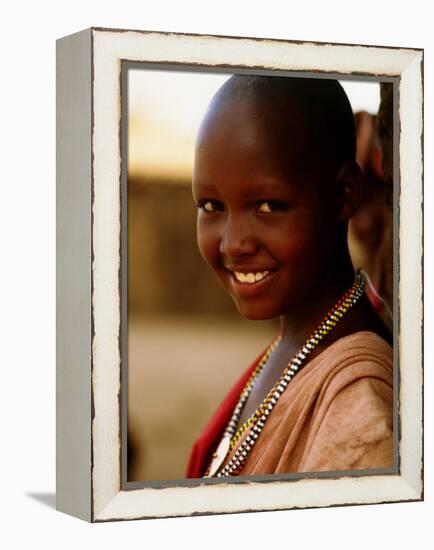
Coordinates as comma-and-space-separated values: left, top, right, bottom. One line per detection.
366, 285, 381, 311
185, 346, 268, 478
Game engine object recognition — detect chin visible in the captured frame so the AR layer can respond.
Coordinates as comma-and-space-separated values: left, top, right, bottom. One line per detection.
234, 301, 280, 321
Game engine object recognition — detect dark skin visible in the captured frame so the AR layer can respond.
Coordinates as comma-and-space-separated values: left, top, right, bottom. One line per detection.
192, 95, 392, 427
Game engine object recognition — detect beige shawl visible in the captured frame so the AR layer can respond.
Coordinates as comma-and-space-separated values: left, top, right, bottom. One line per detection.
221, 331, 393, 475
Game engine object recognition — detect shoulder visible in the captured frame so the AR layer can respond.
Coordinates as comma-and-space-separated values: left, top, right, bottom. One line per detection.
307, 330, 393, 395
324, 330, 393, 367
278, 330, 393, 418
309, 331, 393, 426
298, 332, 394, 471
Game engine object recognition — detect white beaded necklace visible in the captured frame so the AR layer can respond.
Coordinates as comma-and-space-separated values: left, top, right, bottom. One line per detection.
205, 271, 365, 478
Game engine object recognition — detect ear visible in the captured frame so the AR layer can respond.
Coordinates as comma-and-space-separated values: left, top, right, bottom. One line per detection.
334, 160, 363, 223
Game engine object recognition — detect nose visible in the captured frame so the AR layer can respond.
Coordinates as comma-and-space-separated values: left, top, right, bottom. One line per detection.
219, 214, 258, 258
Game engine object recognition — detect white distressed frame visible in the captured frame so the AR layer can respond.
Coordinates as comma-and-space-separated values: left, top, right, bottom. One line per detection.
56, 27, 423, 522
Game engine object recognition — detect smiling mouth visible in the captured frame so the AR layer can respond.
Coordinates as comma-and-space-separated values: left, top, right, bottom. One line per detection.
226, 269, 275, 285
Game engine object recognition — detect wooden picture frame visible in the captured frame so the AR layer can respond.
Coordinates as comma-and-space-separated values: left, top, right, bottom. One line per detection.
56, 27, 423, 522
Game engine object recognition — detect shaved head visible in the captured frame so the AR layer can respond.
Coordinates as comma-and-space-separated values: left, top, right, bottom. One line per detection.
197, 75, 356, 186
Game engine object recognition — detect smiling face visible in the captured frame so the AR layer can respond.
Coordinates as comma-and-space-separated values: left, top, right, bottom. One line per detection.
192, 95, 343, 320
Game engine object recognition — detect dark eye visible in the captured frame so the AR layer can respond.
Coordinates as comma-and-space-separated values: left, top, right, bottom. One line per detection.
198, 200, 223, 213
256, 200, 288, 213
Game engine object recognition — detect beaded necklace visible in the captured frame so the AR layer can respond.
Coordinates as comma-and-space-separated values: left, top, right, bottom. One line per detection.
204, 270, 365, 478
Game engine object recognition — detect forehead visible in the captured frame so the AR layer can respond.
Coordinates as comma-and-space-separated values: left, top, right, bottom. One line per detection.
197, 96, 306, 152
193, 97, 324, 191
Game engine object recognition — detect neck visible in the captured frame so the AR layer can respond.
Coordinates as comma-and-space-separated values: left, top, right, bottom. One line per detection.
279, 251, 355, 352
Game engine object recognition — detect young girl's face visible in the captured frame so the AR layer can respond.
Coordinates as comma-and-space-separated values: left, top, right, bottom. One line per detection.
192, 98, 338, 320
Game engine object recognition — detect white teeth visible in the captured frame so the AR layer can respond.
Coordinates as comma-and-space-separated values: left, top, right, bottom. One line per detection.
234, 271, 270, 284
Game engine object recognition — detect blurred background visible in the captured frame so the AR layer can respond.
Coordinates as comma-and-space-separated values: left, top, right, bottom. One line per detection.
127, 69, 394, 481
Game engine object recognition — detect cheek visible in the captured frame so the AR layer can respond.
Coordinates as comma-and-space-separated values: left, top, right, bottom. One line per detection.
279, 232, 310, 262
273, 223, 314, 259
196, 221, 220, 269
276, 215, 332, 268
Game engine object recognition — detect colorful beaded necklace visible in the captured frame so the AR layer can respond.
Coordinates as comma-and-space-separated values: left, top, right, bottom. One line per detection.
204, 270, 366, 478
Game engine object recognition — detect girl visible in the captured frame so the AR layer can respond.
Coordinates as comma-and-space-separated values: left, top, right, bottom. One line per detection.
187, 75, 393, 478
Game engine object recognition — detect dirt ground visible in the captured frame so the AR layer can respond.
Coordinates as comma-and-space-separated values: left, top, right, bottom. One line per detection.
127, 314, 277, 481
